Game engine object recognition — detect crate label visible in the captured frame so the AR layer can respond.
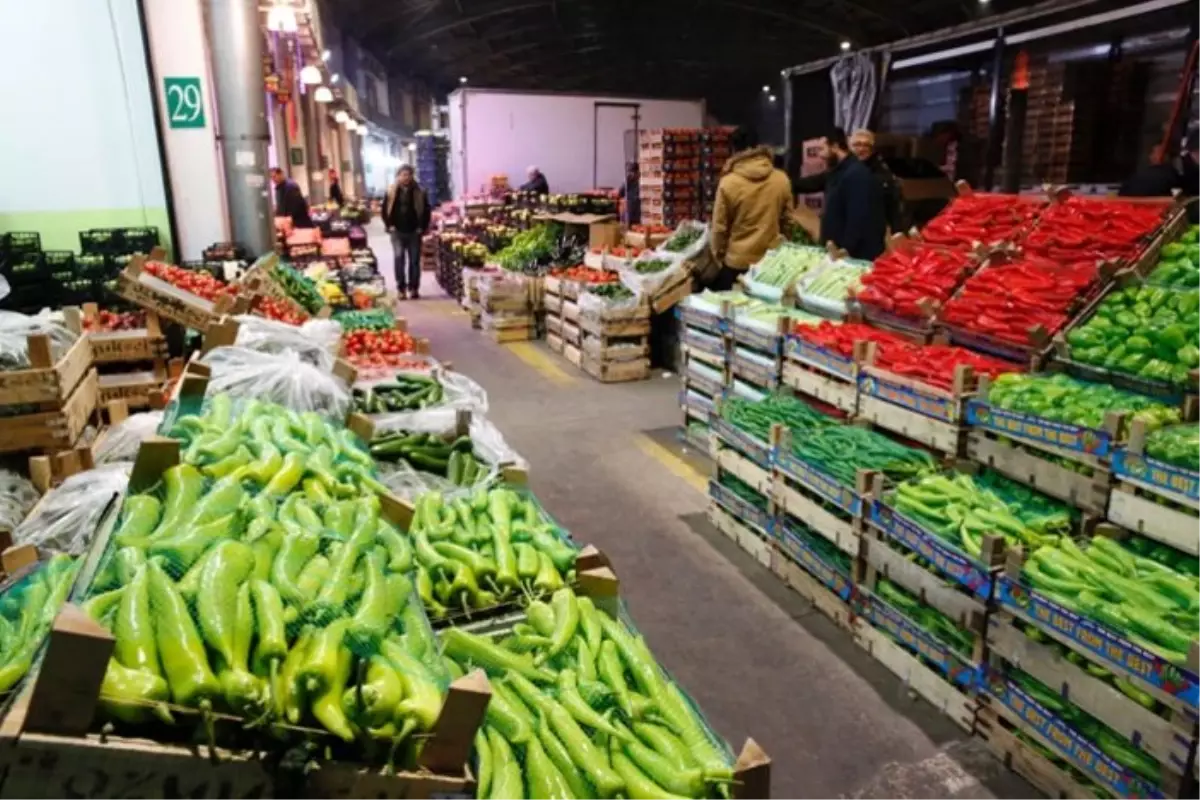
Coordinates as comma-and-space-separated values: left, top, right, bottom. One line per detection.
865, 594, 975, 689
785, 335, 855, 380
731, 354, 779, 390
711, 417, 771, 467
731, 323, 782, 355
982, 668, 1166, 799
775, 452, 861, 515
677, 304, 724, 333
779, 525, 853, 601
965, 400, 1111, 458
708, 481, 771, 534
680, 327, 726, 359
997, 577, 1199, 711
870, 501, 992, 599
1111, 449, 1200, 504
118, 274, 217, 331
859, 372, 957, 423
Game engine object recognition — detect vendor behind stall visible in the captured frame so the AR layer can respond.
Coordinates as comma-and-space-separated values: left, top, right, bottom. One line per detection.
709, 126, 794, 291
793, 128, 886, 260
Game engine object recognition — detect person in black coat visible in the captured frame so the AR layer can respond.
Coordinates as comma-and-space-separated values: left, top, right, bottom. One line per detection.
792, 128, 886, 260
270, 168, 313, 228
520, 165, 549, 195
328, 169, 345, 208
384, 165, 432, 299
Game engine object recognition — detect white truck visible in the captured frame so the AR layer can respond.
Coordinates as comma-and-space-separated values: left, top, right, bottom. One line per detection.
446, 88, 706, 197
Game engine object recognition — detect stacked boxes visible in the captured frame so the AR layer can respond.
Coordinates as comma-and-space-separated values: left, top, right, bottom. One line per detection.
698, 127, 734, 221
476, 272, 537, 343
638, 129, 704, 228
415, 131, 450, 206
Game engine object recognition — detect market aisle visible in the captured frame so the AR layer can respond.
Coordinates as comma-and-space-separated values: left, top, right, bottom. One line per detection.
370, 224, 1031, 799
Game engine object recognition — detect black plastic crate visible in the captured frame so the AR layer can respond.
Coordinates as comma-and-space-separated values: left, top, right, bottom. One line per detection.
3, 252, 45, 282
1, 232, 41, 257
119, 227, 159, 254
80, 228, 122, 255
42, 251, 76, 273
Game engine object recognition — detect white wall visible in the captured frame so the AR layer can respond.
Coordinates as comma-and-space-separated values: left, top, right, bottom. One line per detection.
0, 0, 169, 250
143, 0, 229, 259
452, 90, 704, 196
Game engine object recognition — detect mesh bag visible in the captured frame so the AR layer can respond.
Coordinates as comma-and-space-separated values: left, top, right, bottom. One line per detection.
80, 396, 449, 757
13, 463, 128, 555
0, 554, 82, 698
0, 471, 40, 533
199, 346, 351, 420
94, 411, 164, 464
230, 314, 343, 372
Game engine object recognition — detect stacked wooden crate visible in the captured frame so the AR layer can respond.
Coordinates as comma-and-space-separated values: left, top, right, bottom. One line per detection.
0, 319, 97, 455
477, 273, 537, 343
638, 129, 703, 228
578, 298, 651, 383
69, 305, 170, 410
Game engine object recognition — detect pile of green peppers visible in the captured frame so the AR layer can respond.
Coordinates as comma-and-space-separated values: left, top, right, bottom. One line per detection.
1145, 422, 1200, 471
1005, 665, 1161, 787
1022, 534, 1198, 666
84, 394, 449, 757
883, 471, 1067, 558
1066, 284, 1198, 385
717, 472, 768, 511
720, 394, 833, 442
0, 554, 80, 694
792, 425, 935, 488
442, 588, 735, 800
1147, 225, 1199, 288
987, 373, 1182, 431
407, 489, 577, 619
333, 308, 396, 332
271, 262, 326, 314
874, 577, 974, 656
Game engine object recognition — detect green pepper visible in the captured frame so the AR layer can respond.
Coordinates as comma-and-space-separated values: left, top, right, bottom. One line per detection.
146, 560, 220, 709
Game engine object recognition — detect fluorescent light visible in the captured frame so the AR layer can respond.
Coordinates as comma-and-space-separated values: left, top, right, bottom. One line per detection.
768, 95, 777, 102
321, 49, 331, 61
266, 6, 297, 32
331, 73, 340, 84
459, 76, 468, 84
408, 143, 417, 151
300, 65, 323, 85
314, 86, 333, 103
840, 40, 851, 51
334, 110, 349, 123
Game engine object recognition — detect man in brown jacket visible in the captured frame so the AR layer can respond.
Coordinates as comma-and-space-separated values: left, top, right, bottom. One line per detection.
709, 127, 794, 290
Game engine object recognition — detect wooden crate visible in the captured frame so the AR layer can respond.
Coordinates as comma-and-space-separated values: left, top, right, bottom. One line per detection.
483, 325, 536, 344
781, 336, 860, 414
543, 275, 579, 300
855, 361, 974, 455
710, 433, 772, 496
578, 314, 651, 339
26, 401, 130, 492
583, 350, 649, 381
117, 253, 247, 332
546, 332, 564, 353
96, 362, 169, 410
967, 431, 1112, 515
770, 529, 856, 631
581, 332, 649, 363
974, 704, 1097, 799
563, 342, 582, 368
650, 269, 693, 314
78, 313, 167, 366
0, 369, 99, 454
0, 330, 92, 406
1107, 418, 1199, 556
561, 320, 581, 346
707, 500, 773, 569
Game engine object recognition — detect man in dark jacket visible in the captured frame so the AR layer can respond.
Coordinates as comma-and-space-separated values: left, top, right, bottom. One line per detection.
384, 165, 432, 299
792, 128, 886, 260
850, 129, 907, 234
270, 168, 313, 228
1121, 129, 1199, 223
520, 165, 549, 195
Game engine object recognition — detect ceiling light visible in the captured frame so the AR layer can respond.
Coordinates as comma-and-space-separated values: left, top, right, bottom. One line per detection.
321, 49, 331, 61
459, 76, 468, 84
331, 73, 340, 84
780, 69, 786, 76
334, 110, 349, 124
762, 85, 770, 92
768, 95, 777, 102
408, 143, 417, 151
314, 86, 333, 103
840, 40, 851, 51
300, 65, 323, 85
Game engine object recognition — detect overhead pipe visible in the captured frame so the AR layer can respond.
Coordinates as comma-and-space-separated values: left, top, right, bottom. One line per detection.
203, 0, 273, 256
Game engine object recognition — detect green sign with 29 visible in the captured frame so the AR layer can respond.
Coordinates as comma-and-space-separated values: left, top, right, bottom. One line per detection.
164, 77, 206, 129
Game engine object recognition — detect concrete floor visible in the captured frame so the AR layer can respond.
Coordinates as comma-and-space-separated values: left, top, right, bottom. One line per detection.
372, 225, 1034, 799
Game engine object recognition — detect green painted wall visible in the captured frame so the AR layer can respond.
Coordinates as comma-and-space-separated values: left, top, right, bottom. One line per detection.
0, 208, 173, 256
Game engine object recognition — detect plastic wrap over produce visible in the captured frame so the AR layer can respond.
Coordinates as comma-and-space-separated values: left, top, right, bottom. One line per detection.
354, 361, 489, 413
656, 219, 710, 261
94, 411, 165, 464
373, 408, 525, 500
578, 286, 643, 320
0, 470, 40, 533
13, 463, 129, 555
0, 311, 78, 369
199, 346, 351, 419
231, 314, 342, 371
619, 249, 687, 296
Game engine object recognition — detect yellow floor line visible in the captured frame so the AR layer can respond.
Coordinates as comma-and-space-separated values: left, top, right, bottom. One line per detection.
635, 434, 708, 495
504, 342, 576, 386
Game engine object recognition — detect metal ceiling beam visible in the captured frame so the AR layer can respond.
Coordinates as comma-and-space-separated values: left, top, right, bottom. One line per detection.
384, 1, 553, 57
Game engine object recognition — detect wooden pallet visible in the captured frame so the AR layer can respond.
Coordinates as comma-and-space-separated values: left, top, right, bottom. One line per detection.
974, 704, 1098, 799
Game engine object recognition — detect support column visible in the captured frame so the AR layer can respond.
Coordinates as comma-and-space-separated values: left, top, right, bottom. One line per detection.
303, 91, 326, 204
203, 0, 273, 256
350, 130, 367, 198
981, 31, 1006, 192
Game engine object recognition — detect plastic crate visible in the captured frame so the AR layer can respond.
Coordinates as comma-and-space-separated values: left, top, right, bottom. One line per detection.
119, 226, 159, 254
79, 228, 122, 255
1, 232, 41, 257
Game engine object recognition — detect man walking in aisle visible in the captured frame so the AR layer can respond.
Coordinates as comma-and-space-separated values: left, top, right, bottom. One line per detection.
708, 126, 794, 291
384, 165, 431, 299
801, 128, 886, 260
